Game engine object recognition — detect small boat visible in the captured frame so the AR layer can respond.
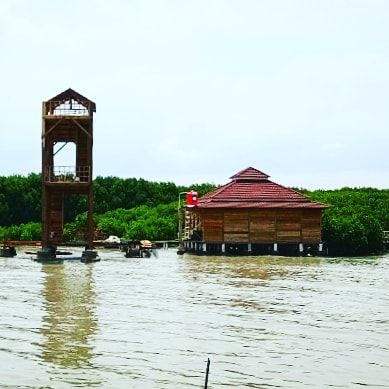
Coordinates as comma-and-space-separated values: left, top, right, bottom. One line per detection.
0, 246, 17, 257
125, 240, 153, 258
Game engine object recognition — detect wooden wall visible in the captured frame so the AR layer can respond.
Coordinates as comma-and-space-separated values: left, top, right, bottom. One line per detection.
198, 208, 322, 244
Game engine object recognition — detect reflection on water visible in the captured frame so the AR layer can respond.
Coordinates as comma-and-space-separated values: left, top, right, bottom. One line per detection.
183, 254, 322, 281
40, 263, 97, 367
180, 255, 324, 316
0, 250, 388, 388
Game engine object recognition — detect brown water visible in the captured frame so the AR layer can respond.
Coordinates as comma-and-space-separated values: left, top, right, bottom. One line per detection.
0, 249, 388, 388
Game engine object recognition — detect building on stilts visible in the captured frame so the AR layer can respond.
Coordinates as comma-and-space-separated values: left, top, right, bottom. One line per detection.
180, 167, 329, 256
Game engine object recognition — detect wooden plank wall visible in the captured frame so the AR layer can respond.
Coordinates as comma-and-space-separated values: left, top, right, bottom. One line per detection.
224, 211, 249, 242
301, 209, 322, 243
202, 212, 223, 242
200, 208, 322, 244
250, 210, 276, 243
275, 209, 301, 243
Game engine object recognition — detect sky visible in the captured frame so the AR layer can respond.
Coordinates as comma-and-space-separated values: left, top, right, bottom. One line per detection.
0, 0, 388, 189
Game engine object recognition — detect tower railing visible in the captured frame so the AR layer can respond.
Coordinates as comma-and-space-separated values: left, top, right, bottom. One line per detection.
45, 166, 91, 183
45, 101, 91, 116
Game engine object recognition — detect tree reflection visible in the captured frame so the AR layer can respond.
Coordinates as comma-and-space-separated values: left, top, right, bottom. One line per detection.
40, 263, 97, 367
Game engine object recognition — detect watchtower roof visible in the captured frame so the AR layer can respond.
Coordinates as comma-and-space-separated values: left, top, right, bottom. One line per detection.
47, 88, 96, 112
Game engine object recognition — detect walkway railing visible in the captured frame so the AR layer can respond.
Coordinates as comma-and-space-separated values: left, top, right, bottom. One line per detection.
45, 100, 91, 116
45, 166, 91, 183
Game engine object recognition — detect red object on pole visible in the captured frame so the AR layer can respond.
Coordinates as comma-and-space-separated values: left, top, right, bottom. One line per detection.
186, 191, 198, 207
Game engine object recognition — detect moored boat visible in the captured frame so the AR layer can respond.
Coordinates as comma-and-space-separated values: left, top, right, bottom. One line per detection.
125, 240, 153, 258
0, 246, 17, 257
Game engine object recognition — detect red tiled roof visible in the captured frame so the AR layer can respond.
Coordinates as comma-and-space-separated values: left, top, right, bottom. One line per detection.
198, 167, 328, 209
198, 201, 327, 209
201, 181, 306, 201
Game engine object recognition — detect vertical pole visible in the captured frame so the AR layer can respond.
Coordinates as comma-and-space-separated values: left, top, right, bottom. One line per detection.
42, 187, 49, 247
87, 185, 94, 249
221, 243, 225, 253
41, 103, 48, 248
204, 358, 210, 389
178, 207, 184, 251
273, 242, 278, 254
178, 195, 182, 244
178, 192, 187, 254
248, 242, 252, 254
299, 243, 304, 255
87, 125, 94, 249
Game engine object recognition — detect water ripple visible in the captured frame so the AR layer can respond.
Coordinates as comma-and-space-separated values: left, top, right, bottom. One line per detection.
0, 251, 388, 387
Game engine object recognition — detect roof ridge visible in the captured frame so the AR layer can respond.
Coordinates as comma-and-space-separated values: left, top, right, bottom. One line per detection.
230, 166, 269, 180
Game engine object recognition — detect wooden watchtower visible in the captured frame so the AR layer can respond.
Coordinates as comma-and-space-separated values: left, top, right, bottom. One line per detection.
41, 88, 96, 250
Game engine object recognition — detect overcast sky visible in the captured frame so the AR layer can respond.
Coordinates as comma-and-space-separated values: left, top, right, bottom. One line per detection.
0, 0, 388, 189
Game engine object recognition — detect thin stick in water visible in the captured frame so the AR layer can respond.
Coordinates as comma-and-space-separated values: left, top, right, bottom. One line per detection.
204, 358, 210, 389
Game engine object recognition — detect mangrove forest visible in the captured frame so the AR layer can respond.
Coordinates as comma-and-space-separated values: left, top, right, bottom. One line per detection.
0, 173, 388, 256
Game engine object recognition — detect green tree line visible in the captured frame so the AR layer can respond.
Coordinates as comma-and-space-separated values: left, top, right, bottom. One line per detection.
0, 173, 214, 243
63, 203, 179, 243
0, 174, 388, 256
306, 188, 389, 256
0, 173, 215, 226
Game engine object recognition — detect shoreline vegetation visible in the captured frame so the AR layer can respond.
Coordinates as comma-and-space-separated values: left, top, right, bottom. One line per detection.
0, 173, 388, 256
